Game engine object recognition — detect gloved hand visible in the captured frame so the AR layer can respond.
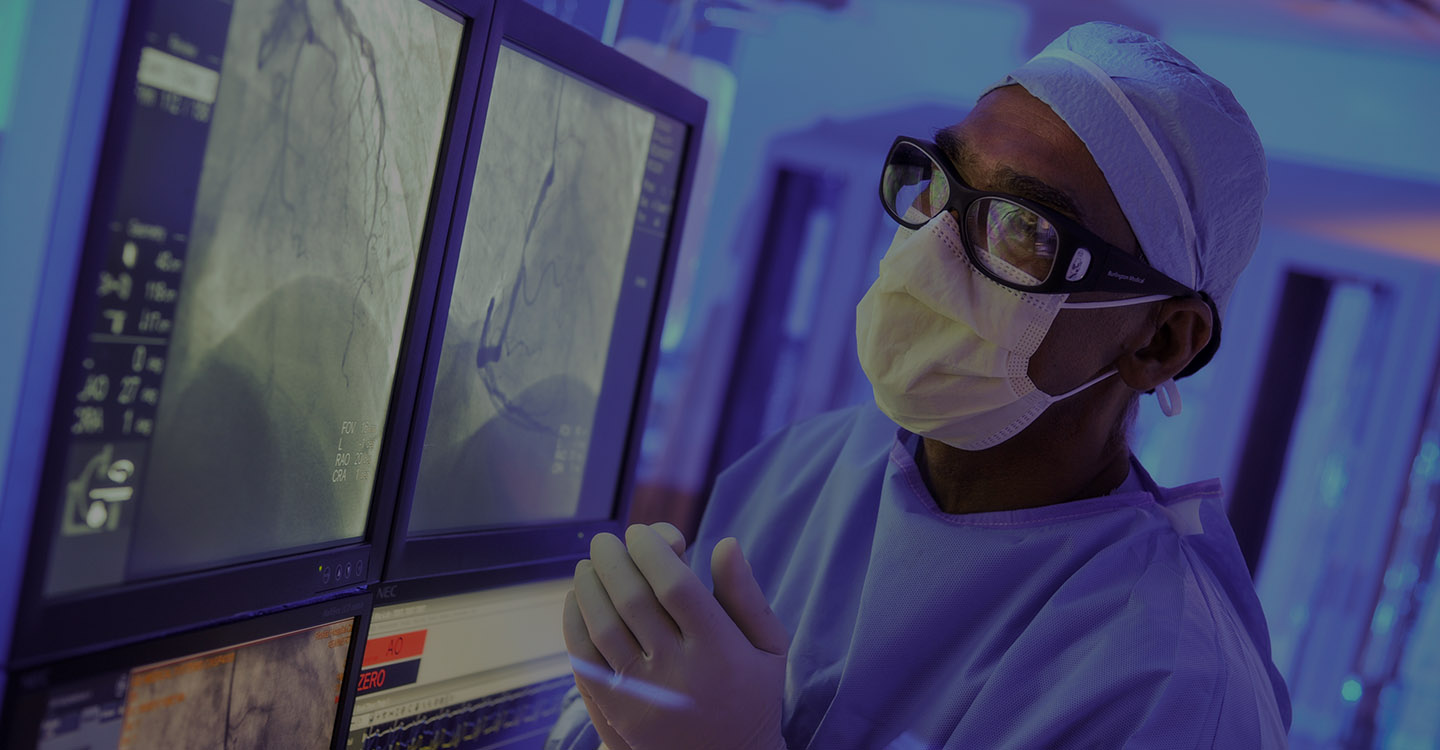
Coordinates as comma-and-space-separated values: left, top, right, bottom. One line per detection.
567, 523, 688, 750
562, 523, 789, 750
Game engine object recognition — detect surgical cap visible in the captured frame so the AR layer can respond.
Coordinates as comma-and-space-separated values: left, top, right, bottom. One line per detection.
982, 22, 1266, 321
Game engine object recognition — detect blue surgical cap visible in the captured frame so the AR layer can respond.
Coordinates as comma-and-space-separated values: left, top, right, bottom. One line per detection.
982, 22, 1266, 319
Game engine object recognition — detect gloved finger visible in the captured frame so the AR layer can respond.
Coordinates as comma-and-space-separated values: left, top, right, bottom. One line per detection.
566, 590, 694, 716
712, 537, 790, 656
563, 591, 635, 750
650, 522, 689, 563
624, 523, 728, 639
562, 588, 611, 677
590, 532, 681, 656
571, 654, 694, 710
577, 679, 635, 750
573, 559, 646, 673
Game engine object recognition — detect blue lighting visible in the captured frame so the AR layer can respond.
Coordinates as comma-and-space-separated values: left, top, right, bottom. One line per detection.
1413, 439, 1440, 481
1372, 603, 1397, 636
1384, 563, 1420, 591
1319, 455, 1348, 507
1342, 679, 1364, 703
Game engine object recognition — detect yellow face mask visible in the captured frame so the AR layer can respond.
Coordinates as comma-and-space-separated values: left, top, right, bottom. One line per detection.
855, 212, 1177, 451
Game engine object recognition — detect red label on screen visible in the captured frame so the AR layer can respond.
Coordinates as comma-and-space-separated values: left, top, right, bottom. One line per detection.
362, 629, 427, 667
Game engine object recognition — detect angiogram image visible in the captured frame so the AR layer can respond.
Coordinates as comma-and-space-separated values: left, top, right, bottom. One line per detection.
408, 45, 655, 532
131, 0, 462, 576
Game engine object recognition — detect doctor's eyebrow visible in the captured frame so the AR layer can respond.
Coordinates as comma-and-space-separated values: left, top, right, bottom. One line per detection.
932, 129, 1088, 225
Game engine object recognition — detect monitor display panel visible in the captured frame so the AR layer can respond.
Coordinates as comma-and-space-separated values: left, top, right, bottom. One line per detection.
4, 595, 370, 750
405, 41, 688, 533
345, 580, 573, 750
40, 0, 461, 597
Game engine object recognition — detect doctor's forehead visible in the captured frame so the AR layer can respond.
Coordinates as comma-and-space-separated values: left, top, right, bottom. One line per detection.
937, 85, 1136, 253
935, 127, 1086, 226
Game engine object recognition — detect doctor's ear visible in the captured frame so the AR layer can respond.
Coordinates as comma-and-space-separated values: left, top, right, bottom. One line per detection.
1116, 296, 1213, 391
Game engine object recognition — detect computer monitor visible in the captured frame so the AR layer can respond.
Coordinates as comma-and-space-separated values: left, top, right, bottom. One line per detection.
346, 580, 572, 750
11, 0, 480, 661
385, 0, 705, 582
2, 594, 371, 750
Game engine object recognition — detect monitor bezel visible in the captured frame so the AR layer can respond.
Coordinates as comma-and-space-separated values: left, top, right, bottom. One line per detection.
1, 590, 375, 750
379, 0, 707, 585
373, 560, 577, 609
8, 0, 495, 667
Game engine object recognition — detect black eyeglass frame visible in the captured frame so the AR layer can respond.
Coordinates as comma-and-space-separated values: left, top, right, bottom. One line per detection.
879, 135, 1197, 298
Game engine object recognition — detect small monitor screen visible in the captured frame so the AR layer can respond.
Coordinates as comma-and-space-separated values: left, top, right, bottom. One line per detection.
407, 43, 686, 532
44, 0, 461, 595
21, 617, 356, 749
346, 581, 574, 749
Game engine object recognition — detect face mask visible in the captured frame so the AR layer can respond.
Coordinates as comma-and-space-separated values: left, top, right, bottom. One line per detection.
855, 212, 1179, 451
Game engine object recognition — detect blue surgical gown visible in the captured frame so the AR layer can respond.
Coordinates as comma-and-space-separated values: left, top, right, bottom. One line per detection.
547, 402, 1292, 749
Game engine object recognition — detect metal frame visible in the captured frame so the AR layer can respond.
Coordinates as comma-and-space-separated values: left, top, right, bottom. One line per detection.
1230, 224, 1440, 746
0, 0, 132, 687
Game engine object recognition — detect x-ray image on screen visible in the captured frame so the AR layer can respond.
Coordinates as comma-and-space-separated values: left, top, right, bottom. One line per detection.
407, 45, 656, 532
121, 0, 462, 577
27, 619, 354, 750
118, 621, 353, 749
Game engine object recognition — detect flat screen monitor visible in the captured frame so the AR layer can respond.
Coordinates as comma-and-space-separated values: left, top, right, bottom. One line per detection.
2, 594, 371, 750
345, 580, 572, 750
13, 0, 479, 661
407, 42, 684, 532
386, 0, 704, 580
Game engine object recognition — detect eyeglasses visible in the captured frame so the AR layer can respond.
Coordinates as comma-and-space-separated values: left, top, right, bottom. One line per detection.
878, 136, 1195, 298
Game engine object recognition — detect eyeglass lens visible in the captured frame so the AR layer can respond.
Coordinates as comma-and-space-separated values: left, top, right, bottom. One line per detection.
881, 142, 950, 226
966, 198, 1059, 285
882, 141, 1059, 287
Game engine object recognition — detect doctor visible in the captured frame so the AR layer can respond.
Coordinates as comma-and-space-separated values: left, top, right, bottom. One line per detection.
549, 21, 1291, 750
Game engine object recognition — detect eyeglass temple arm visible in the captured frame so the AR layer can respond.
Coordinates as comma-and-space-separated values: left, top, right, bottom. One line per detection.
1068, 243, 1195, 298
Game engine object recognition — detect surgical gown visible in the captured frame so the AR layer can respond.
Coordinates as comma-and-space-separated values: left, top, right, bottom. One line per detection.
547, 402, 1292, 749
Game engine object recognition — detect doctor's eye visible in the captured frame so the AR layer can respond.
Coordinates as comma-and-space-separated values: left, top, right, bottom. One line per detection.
969, 199, 1060, 283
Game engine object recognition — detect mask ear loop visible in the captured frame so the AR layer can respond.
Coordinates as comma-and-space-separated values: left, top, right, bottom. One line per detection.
1156, 378, 1181, 417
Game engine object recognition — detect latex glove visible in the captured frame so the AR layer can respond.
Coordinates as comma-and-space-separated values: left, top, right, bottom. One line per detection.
563, 524, 789, 750
568, 523, 688, 750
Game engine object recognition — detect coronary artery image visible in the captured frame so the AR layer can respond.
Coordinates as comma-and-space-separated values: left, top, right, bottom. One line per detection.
408, 45, 655, 532
129, 0, 461, 576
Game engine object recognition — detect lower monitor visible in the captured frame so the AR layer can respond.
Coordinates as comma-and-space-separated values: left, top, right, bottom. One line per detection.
3, 595, 369, 749
346, 580, 573, 750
